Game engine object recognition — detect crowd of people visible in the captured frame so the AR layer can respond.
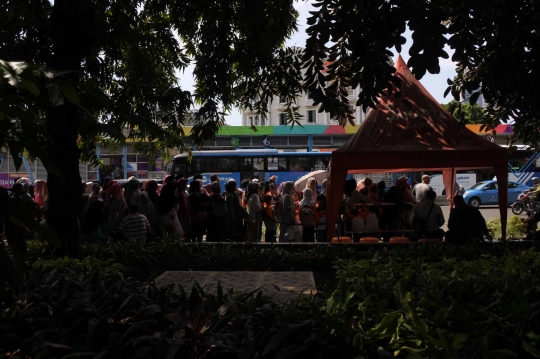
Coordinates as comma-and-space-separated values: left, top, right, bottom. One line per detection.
4, 172, 490, 244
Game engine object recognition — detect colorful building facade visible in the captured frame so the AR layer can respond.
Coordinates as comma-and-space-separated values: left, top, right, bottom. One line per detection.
0, 124, 516, 186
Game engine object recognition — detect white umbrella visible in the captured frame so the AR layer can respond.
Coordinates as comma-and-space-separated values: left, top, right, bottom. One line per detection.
294, 170, 328, 193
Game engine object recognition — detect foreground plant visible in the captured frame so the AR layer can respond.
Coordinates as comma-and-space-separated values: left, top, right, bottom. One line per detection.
1, 256, 321, 359
329, 246, 540, 358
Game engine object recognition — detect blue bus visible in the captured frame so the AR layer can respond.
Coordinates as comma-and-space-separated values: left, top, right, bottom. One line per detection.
166, 149, 331, 187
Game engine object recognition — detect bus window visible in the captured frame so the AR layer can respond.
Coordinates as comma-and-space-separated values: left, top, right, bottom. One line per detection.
242, 158, 264, 171
311, 157, 330, 171
194, 158, 213, 173
214, 158, 239, 172
267, 157, 287, 171
289, 157, 309, 172
173, 165, 184, 176
242, 157, 264, 182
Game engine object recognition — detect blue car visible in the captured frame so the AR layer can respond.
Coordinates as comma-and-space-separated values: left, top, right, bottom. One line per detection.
463, 180, 529, 207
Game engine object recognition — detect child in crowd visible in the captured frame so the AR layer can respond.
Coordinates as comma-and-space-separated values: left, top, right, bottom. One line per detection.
262, 195, 277, 242
347, 204, 381, 242
120, 204, 150, 243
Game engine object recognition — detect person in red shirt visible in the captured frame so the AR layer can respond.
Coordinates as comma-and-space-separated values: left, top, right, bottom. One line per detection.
262, 195, 277, 242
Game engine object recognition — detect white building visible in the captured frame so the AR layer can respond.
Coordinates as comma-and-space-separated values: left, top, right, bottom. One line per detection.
242, 88, 367, 126
462, 89, 486, 108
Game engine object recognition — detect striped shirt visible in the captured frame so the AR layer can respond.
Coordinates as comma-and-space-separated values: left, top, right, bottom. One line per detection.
120, 213, 149, 242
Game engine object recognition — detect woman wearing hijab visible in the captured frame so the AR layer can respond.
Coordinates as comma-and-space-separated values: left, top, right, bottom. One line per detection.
143, 180, 159, 208
223, 179, 242, 240
245, 182, 262, 242
278, 181, 295, 242
299, 188, 317, 242
305, 177, 318, 195
34, 180, 47, 208
125, 178, 140, 207
176, 178, 192, 236
107, 183, 127, 235
207, 181, 227, 241
396, 177, 415, 229
188, 180, 209, 242
156, 182, 183, 240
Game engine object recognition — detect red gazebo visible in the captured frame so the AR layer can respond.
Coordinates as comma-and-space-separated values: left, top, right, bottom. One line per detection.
326, 56, 509, 241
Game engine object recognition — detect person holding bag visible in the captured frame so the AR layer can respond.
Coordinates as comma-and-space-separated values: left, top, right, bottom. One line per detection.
410, 190, 445, 241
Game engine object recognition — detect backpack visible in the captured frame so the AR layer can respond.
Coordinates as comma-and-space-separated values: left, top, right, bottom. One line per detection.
300, 204, 315, 227
210, 197, 227, 218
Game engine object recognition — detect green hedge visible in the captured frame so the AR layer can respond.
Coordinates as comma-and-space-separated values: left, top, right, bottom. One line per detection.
9, 242, 540, 358
325, 245, 540, 358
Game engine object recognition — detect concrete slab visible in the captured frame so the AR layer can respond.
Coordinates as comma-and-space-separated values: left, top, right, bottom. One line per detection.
154, 271, 317, 301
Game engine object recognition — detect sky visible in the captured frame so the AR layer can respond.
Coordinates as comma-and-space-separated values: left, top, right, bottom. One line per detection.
177, 1, 458, 126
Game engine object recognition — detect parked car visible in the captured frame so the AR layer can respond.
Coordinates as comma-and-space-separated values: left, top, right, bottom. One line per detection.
463, 180, 529, 207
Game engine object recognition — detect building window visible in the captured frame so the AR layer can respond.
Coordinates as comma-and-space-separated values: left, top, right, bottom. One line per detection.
279, 95, 287, 104
249, 115, 260, 126
307, 110, 317, 124
306, 91, 314, 103
278, 113, 286, 125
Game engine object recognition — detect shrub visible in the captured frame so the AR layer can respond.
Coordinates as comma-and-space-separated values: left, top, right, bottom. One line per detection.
327, 245, 540, 358
1, 259, 321, 359
487, 216, 528, 240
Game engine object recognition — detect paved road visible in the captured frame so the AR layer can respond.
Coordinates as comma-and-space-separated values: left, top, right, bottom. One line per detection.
440, 205, 521, 231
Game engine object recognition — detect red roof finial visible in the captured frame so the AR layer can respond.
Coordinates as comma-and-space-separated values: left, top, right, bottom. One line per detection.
395, 55, 407, 70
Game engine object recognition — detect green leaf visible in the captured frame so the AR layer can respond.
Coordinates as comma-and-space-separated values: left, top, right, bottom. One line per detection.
452, 333, 468, 350
20, 78, 40, 95
57, 80, 80, 104
523, 341, 540, 358
87, 86, 112, 110
469, 92, 480, 106
444, 86, 452, 99
46, 82, 64, 106
368, 313, 400, 338
396, 346, 426, 357
486, 349, 518, 358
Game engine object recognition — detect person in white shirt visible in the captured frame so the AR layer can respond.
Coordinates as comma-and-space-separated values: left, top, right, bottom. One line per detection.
413, 175, 431, 202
